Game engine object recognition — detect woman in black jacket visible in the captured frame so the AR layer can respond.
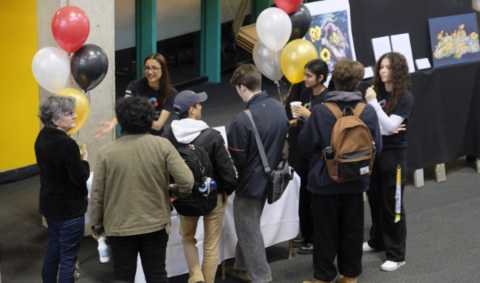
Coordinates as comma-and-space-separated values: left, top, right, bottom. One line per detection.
35, 96, 90, 283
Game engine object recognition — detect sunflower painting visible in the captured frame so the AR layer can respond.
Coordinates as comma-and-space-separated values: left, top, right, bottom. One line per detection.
304, 10, 353, 74
429, 13, 480, 67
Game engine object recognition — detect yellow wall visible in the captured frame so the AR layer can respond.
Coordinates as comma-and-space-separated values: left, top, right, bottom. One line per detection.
0, 0, 39, 171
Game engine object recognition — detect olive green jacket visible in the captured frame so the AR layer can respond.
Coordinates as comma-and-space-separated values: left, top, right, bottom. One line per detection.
90, 132, 193, 236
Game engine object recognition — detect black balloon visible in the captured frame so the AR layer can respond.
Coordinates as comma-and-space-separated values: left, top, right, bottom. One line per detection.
71, 44, 109, 91
288, 4, 312, 42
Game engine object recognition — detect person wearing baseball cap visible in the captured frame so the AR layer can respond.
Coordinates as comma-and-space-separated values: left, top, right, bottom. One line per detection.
162, 90, 238, 283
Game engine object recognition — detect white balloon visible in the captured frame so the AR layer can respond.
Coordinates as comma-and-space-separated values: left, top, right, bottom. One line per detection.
253, 40, 284, 81
32, 47, 70, 94
256, 8, 292, 51
474, 0, 480, 12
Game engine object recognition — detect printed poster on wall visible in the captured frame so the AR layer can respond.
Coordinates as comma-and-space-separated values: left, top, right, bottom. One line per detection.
304, 0, 356, 75
429, 13, 480, 68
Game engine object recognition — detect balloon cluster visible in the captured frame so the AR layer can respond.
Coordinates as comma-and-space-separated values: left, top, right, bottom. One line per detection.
31, 6, 109, 134
253, 1, 318, 85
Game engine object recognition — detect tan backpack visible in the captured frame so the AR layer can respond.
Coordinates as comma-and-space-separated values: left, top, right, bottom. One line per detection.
323, 102, 376, 183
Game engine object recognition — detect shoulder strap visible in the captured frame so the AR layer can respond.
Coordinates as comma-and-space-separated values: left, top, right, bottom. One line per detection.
353, 102, 366, 118
193, 128, 217, 147
167, 128, 181, 148
244, 110, 271, 174
324, 102, 343, 120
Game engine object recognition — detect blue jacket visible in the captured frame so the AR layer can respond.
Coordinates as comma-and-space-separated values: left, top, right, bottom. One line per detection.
227, 91, 289, 198
298, 90, 383, 195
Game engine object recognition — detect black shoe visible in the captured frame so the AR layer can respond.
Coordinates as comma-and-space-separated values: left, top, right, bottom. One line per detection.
293, 237, 307, 248
297, 243, 314, 255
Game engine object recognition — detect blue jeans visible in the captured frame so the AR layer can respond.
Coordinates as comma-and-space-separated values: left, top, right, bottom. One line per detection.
42, 216, 85, 283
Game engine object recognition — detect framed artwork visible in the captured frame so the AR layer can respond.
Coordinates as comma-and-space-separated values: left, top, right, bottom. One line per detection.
429, 13, 480, 67
304, 0, 356, 75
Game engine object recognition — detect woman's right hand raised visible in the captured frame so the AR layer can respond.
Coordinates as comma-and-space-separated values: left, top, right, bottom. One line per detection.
94, 122, 115, 138
365, 87, 377, 102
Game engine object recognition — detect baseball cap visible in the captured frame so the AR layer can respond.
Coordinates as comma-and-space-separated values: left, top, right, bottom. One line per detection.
173, 90, 208, 115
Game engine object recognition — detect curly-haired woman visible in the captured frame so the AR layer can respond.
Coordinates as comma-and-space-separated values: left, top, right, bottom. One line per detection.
363, 52, 414, 272
94, 53, 177, 138
90, 96, 194, 282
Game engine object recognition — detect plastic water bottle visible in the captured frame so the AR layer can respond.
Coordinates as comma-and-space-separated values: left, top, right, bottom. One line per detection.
98, 234, 110, 263
199, 178, 216, 196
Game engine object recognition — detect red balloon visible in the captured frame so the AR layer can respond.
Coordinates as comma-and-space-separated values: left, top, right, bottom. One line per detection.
51, 6, 90, 54
274, 0, 303, 14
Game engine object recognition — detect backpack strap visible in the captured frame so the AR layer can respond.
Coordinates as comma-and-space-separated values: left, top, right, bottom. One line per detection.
167, 128, 182, 148
352, 102, 366, 118
324, 102, 343, 120
324, 102, 366, 119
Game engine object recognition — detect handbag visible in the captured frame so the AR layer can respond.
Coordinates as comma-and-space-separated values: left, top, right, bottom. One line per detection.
244, 110, 294, 204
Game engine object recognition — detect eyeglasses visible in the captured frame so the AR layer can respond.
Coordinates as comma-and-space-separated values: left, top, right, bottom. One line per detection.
65, 111, 76, 118
144, 67, 160, 73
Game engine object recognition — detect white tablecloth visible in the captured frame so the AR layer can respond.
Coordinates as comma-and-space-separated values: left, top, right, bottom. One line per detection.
136, 173, 300, 281
85, 172, 300, 281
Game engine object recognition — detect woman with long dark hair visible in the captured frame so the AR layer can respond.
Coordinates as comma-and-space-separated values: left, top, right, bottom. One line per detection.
95, 53, 177, 137
290, 59, 329, 254
363, 52, 414, 271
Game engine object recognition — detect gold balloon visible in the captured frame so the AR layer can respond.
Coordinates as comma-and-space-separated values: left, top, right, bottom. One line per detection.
56, 88, 90, 135
281, 39, 318, 84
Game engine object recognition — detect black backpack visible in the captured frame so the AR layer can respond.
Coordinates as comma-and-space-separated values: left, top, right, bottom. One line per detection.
166, 128, 218, 217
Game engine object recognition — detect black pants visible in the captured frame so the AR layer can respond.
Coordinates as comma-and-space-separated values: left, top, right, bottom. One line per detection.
367, 148, 407, 262
108, 229, 169, 283
297, 154, 314, 242
312, 193, 364, 282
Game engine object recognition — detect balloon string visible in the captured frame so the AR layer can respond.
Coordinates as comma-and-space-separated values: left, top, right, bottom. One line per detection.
284, 83, 294, 106
275, 81, 282, 103
69, 53, 74, 85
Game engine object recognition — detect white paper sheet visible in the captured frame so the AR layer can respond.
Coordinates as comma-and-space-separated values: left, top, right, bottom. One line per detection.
364, 66, 374, 79
212, 126, 227, 147
372, 36, 392, 62
415, 58, 432, 70
390, 33, 415, 73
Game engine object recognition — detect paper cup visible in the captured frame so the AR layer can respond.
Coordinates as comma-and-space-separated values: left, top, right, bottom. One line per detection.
290, 101, 302, 118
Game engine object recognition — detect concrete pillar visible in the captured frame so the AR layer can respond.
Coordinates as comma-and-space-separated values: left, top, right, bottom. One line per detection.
36, 0, 116, 171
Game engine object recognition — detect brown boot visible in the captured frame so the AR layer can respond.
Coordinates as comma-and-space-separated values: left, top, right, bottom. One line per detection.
302, 280, 332, 283
225, 266, 251, 282
338, 275, 357, 283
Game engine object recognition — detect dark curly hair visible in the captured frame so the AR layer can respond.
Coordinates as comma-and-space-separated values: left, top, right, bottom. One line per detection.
115, 96, 155, 134
373, 52, 411, 116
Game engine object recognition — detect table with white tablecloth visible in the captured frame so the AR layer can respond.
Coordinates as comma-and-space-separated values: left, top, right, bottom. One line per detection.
86, 172, 300, 281
135, 173, 300, 281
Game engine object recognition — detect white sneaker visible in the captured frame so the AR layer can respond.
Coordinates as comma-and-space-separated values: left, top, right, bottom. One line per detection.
362, 241, 375, 252
381, 260, 405, 271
